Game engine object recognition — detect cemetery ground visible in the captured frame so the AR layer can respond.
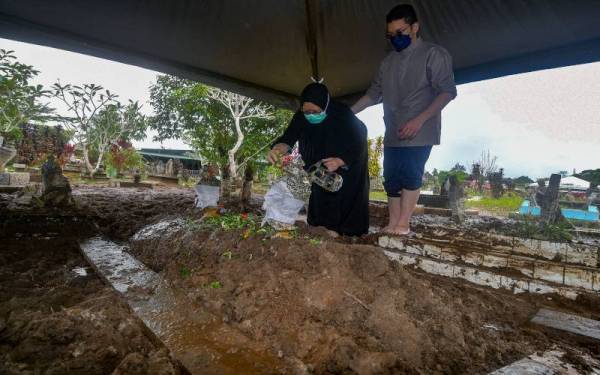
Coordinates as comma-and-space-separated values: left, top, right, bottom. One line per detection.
1, 183, 600, 374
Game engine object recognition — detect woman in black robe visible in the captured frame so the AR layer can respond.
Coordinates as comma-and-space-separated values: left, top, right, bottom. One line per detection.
268, 83, 369, 236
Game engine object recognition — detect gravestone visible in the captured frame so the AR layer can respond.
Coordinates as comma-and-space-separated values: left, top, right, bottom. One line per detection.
539, 174, 562, 225
0, 173, 9, 185
165, 159, 174, 177
9, 172, 30, 186
448, 175, 465, 223
41, 155, 73, 206
156, 160, 166, 175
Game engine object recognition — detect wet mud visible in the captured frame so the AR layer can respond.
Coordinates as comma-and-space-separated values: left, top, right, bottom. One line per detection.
130, 223, 600, 374
2, 186, 599, 374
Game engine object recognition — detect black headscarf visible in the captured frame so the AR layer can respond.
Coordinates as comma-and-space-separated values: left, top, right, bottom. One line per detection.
300, 83, 330, 112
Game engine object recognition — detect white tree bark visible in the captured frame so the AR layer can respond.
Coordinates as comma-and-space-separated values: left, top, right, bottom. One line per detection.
207, 88, 272, 179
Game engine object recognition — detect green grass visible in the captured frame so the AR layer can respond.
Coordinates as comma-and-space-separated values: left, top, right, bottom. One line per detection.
465, 193, 523, 216
369, 190, 387, 202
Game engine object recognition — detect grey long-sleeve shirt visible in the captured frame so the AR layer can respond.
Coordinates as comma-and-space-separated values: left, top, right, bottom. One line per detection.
366, 38, 457, 147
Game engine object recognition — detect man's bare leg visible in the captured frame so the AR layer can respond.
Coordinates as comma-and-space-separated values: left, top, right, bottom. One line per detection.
392, 188, 420, 234
381, 195, 402, 233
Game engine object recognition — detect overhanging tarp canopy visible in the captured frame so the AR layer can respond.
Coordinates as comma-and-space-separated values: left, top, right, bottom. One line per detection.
1, 0, 600, 108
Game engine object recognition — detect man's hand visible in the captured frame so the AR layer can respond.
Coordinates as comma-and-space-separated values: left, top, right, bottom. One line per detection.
398, 117, 425, 139
322, 157, 345, 172
267, 143, 289, 165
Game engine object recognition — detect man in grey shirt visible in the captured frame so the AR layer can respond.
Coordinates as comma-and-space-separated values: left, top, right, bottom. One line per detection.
352, 4, 457, 235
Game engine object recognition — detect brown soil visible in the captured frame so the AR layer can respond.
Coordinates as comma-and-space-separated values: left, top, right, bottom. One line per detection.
0, 187, 192, 374
130, 224, 600, 374
2, 186, 599, 374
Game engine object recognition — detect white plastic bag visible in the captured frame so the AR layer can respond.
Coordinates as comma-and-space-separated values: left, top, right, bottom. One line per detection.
262, 180, 305, 226
194, 184, 220, 209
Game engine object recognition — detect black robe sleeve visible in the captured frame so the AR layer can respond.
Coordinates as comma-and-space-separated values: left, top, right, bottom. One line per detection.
273, 111, 303, 151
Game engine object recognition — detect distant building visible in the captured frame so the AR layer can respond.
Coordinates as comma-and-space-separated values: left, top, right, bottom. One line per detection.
139, 148, 202, 178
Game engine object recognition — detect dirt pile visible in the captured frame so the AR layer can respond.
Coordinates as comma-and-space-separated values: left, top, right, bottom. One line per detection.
130, 220, 600, 374
0, 186, 196, 239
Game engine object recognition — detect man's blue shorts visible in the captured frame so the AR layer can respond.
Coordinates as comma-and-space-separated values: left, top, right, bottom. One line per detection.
383, 146, 432, 197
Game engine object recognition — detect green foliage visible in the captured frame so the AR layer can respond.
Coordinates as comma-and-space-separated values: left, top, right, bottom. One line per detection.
0, 49, 54, 141
308, 237, 322, 246
575, 169, 600, 188
515, 216, 572, 242
369, 190, 387, 202
148, 75, 290, 174
184, 216, 203, 232
466, 192, 523, 209
179, 266, 191, 279
208, 281, 222, 289
451, 163, 466, 172
53, 83, 147, 177
105, 143, 145, 176
465, 192, 523, 215
90, 102, 147, 145
202, 212, 278, 239
367, 136, 383, 178
514, 175, 534, 185
437, 169, 468, 186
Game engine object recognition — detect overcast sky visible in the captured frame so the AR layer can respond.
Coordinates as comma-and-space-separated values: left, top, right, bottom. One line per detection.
2, 38, 599, 179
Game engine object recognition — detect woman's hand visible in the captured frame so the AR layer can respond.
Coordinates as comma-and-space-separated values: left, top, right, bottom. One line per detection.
322, 157, 345, 172
267, 143, 289, 164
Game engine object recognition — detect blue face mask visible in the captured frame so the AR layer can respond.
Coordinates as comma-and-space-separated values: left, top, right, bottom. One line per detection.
390, 34, 411, 52
303, 92, 330, 124
304, 112, 327, 124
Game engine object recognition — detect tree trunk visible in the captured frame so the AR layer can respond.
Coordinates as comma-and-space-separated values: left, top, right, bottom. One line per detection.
92, 148, 106, 178
241, 165, 254, 207
227, 116, 244, 179
220, 164, 231, 202
82, 144, 95, 178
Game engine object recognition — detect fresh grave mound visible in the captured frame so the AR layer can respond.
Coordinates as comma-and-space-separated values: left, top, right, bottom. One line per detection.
128, 217, 587, 374
0, 232, 184, 374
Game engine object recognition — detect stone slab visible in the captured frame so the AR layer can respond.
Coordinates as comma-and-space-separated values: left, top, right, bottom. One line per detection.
508, 256, 535, 278
9, 172, 30, 186
457, 267, 503, 289
500, 277, 529, 294
417, 258, 454, 277
422, 243, 443, 259
564, 266, 595, 290
565, 244, 598, 268
382, 248, 580, 299
461, 252, 484, 267
531, 308, 600, 340
383, 250, 416, 266
440, 250, 459, 262
488, 350, 596, 374
482, 253, 509, 269
527, 281, 559, 295
0, 173, 9, 185
538, 241, 567, 262
533, 262, 564, 285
